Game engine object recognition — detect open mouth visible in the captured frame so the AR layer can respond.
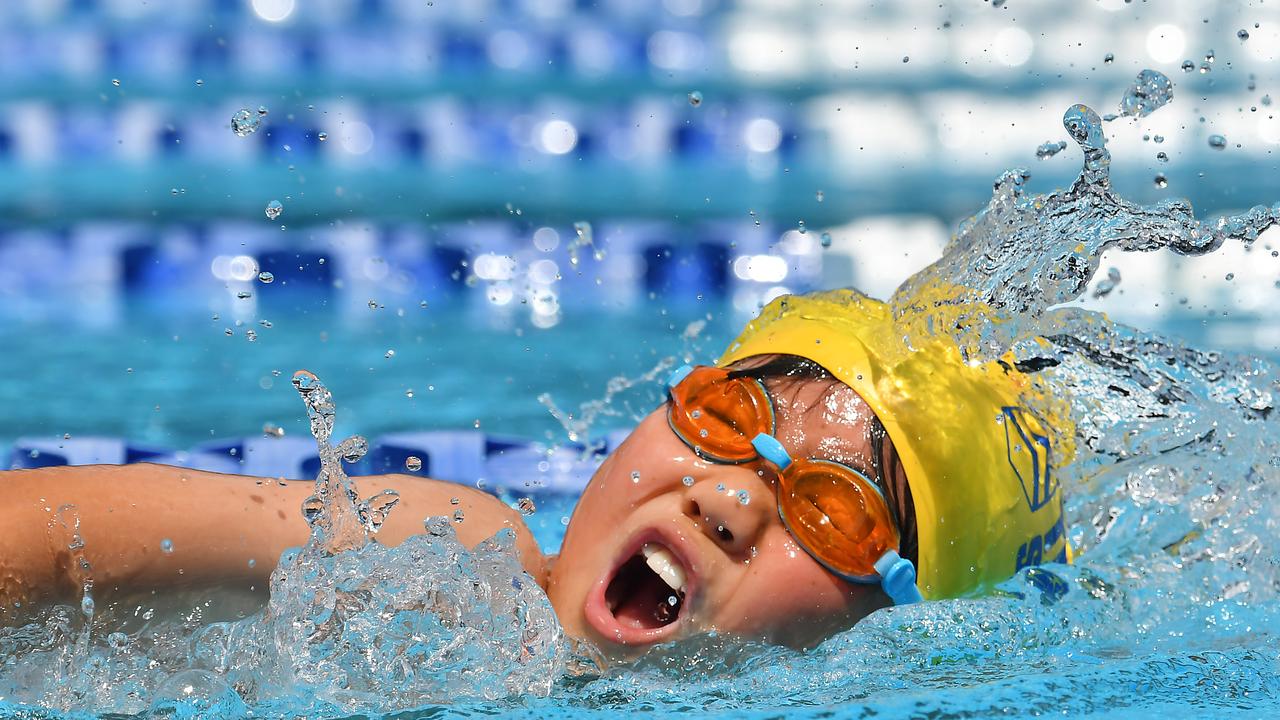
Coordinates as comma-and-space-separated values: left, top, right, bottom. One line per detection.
603, 542, 688, 631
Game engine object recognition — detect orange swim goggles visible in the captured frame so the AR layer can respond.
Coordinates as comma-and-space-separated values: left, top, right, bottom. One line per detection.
666, 364, 922, 605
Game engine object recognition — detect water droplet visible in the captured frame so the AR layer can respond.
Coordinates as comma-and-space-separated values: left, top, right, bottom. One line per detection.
815, 190, 824, 202
517, 497, 536, 515
195, 78, 204, 87
688, 90, 702, 107
1238, 29, 1250, 41
631, 470, 641, 483
1103, 52, 1114, 64
301, 495, 324, 525
81, 596, 95, 618
1226, 272, 1235, 281
160, 539, 174, 554
258, 271, 274, 283
736, 489, 751, 505
111, 78, 120, 87
384, 349, 395, 359
450, 496, 460, 505
337, 436, 369, 463
317, 131, 328, 141
258, 105, 269, 116
797, 220, 807, 234
1035, 140, 1068, 159
1118, 69, 1174, 118
265, 200, 283, 220
1181, 60, 1195, 73
699, 428, 709, 438
453, 508, 465, 523
248, 558, 256, 568
1208, 134, 1227, 150
682, 475, 695, 486
245, 329, 257, 342
1093, 266, 1122, 298
236, 290, 252, 299
690, 409, 702, 419
1156, 151, 1169, 163
231, 108, 263, 137
405, 455, 423, 472
901, 55, 909, 63
820, 232, 833, 248
1154, 173, 1168, 188
1204, 49, 1216, 64
262, 422, 285, 438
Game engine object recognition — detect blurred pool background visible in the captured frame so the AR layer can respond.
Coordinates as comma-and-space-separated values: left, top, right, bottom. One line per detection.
1, 0, 1278, 463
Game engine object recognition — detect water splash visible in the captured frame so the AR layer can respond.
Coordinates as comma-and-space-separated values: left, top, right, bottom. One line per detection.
538, 319, 707, 447
893, 92, 1279, 362
0, 372, 565, 716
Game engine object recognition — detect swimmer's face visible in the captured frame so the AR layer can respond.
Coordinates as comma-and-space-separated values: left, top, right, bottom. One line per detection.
546, 363, 898, 658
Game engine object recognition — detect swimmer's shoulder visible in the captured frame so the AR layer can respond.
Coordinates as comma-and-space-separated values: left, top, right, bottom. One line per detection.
352, 474, 549, 585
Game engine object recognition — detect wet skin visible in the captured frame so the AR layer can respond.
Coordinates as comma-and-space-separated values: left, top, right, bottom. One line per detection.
546, 366, 898, 658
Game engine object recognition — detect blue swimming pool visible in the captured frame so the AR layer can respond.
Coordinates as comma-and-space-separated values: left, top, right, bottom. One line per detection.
6, 0, 1280, 717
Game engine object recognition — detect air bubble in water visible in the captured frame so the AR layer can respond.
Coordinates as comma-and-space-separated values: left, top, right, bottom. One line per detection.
517, 497, 536, 515
688, 90, 702, 107
816, 190, 824, 202
682, 475, 695, 486
1154, 173, 1168, 188
453, 508, 465, 522
1208, 134, 1227, 150
318, 131, 328, 141
231, 108, 263, 137
160, 539, 174, 554
1156, 151, 1169, 163
1238, 29, 1250, 41
1103, 53, 1114, 64
821, 232, 833, 248
265, 200, 283, 220
237, 290, 252, 299
1181, 60, 1195, 72
258, 271, 274, 283
737, 490, 751, 505
1118, 69, 1174, 118
405, 455, 423, 472
263, 422, 285, 437
797, 220, 807, 234
111, 78, 120, 87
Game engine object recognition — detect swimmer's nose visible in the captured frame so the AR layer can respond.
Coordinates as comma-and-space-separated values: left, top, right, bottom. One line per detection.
681, 473, 771, 557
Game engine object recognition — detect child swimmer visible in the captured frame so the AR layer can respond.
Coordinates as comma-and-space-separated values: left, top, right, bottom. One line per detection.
0, 289, 1071, 659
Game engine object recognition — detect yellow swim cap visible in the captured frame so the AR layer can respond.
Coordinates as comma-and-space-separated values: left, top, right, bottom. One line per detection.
719, 289, 1073, 600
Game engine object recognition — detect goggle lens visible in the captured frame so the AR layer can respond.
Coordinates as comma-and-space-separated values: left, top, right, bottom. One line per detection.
777, 459, 899, 580
668, 366, 773, 463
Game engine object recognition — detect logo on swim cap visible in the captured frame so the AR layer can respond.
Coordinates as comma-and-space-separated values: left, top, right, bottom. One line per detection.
1002, 406, 1055, 512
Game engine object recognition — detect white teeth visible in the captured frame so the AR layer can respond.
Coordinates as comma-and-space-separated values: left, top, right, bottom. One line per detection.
641, 544, 687, 594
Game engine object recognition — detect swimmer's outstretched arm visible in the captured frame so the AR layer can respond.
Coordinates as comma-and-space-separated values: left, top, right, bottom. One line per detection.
0, 463, 545, 624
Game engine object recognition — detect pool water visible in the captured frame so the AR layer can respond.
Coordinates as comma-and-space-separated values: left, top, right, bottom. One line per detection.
6, 72, 1280, 720
0, 298, 736, 453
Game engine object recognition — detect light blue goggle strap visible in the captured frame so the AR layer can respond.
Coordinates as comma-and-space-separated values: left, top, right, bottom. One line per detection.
667, 364, 695, 392
750, 432, 792, 470
874, 550, 924, 605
